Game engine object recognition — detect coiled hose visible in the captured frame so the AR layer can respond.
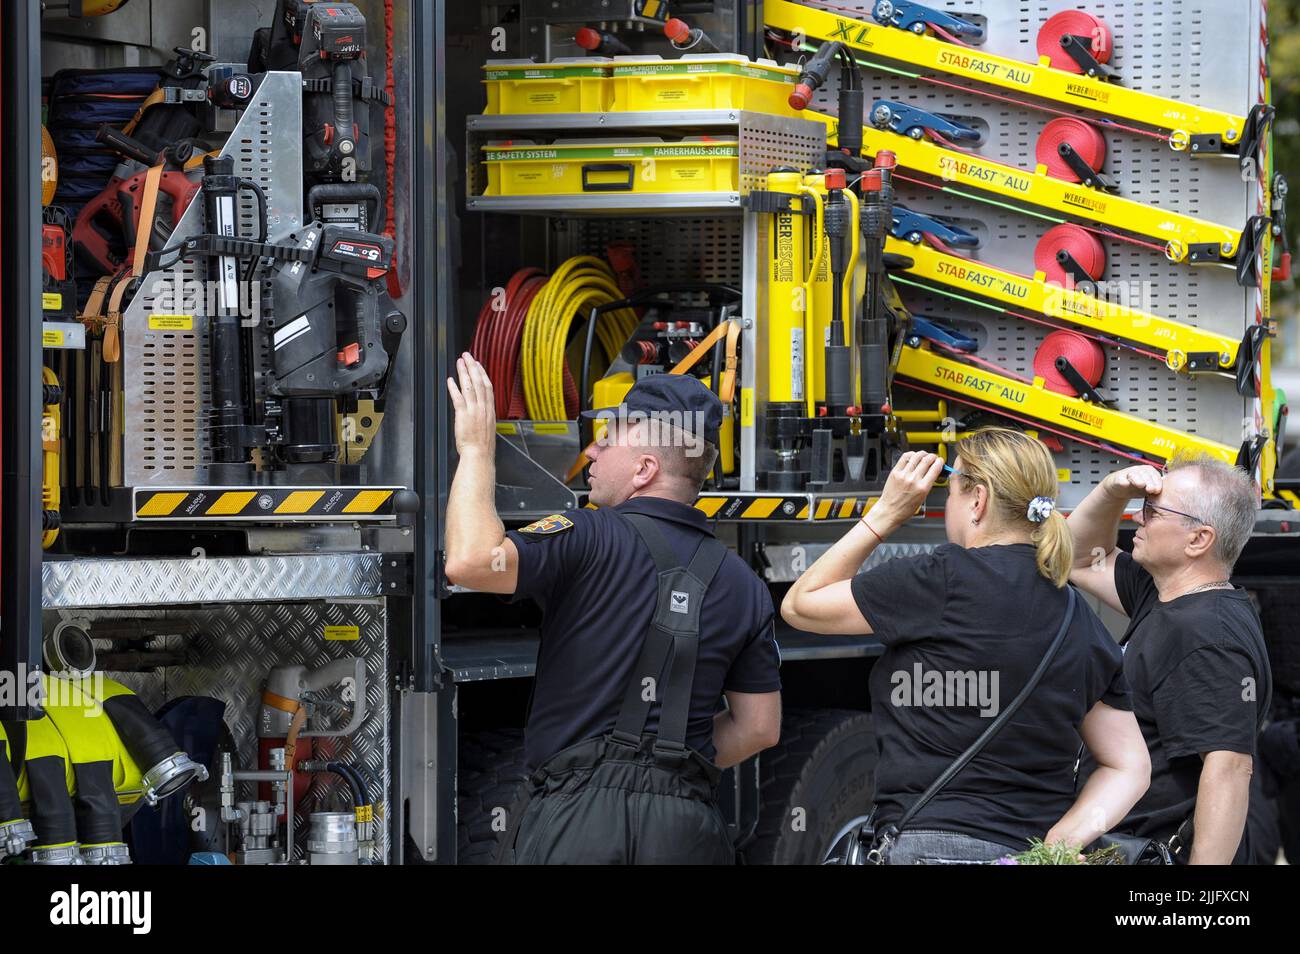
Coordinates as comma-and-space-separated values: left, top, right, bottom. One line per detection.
521, 257, 638, 421
470, 268, 549, 419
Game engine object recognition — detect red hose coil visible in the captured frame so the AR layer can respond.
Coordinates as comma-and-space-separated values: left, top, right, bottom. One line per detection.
470, 270, 582, 420
1034, 330, 1106, 396
471, 269, 545, 419
1034, 224, 1106, 285
1036, 117, 1107, 182
1036, 10, 1114, 73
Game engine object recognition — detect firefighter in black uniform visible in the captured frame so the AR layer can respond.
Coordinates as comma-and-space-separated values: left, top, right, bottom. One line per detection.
444, 353, 783, 864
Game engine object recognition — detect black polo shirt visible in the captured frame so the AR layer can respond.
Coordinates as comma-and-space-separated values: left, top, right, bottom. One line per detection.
1083, 551, 1271, 861
851, 543, 1130, 850
506, 495, 782, 773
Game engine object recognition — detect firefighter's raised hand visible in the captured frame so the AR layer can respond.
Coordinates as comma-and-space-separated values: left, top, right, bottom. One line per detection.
447, 352, 497, 458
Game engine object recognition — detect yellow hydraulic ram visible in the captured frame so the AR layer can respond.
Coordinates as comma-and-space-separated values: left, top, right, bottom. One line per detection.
885, 235, 1246, 373
815, 112, 1265, 277
894, 340, 1238, 466
765, 0, 1269, 159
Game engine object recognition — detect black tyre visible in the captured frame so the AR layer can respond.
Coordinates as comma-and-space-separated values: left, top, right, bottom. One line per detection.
745, 708, 877, 865
456, 728, 527, 865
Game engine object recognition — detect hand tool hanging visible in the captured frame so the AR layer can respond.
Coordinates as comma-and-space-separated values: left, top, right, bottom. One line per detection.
297, 4, 393, 234
765, 41, 902, 491
250, 2, 400, 295
72, 127, 205, 278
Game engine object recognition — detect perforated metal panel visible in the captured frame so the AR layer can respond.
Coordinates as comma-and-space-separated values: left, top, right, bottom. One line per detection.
558, 217, 744, 288
800, 0, 1261, 506
123, 72, 304, 486
737, 110, 829, 193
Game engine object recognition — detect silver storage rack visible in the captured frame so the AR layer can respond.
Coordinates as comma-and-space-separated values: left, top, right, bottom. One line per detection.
467, 108, 827, 515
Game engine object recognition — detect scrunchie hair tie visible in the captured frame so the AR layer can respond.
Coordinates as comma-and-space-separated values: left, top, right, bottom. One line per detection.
1027, 496, 1056, 523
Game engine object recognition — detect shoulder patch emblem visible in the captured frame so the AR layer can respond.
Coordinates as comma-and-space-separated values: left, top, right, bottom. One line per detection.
519, 514, 574, 535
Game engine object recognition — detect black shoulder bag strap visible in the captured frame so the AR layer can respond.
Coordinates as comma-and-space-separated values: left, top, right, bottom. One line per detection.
869, 585, 1079, 864
611, 512, 727, 760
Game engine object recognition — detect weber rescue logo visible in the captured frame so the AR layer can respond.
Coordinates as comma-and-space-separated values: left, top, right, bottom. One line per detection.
50, 884, 152, 934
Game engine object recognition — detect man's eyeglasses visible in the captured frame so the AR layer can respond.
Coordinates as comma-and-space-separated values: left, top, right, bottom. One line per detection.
1141, 499, 1206, 526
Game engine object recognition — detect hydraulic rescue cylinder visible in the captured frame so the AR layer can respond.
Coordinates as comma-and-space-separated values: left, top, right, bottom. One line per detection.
763, 169, 813, 490
201, 155, 254, 483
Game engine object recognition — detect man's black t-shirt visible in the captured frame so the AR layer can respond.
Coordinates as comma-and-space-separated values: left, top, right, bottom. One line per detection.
1085, 551, 1271, 861
851, 543, 1130, 850
506, 495, 782, 773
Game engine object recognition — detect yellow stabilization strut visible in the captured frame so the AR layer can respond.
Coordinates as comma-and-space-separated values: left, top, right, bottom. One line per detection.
894, 341, 1238, 466
812, 111, 1246, 267
884, 235, 1243, 371
765, 0, 1250, 154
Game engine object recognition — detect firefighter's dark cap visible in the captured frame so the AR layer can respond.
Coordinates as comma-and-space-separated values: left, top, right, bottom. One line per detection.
581, 374, 722, 446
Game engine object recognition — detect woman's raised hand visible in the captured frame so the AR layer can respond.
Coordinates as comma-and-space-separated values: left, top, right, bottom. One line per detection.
874, 451, 946, 528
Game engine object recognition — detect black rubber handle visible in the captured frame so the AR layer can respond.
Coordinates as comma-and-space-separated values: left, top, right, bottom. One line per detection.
581, 162, 634, 193
96, 124, 162, 167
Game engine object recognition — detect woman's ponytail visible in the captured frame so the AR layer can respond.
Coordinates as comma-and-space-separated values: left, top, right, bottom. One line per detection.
954, 427, 1074, 587
1031, 509, 1073, 588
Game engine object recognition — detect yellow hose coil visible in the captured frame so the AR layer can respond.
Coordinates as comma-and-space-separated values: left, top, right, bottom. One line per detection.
522, 256, 638, 420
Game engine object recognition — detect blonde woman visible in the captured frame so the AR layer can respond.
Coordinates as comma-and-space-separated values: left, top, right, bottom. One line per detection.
783, 428, 1150, 864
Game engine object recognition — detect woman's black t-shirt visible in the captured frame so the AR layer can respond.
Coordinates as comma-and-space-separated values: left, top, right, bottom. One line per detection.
851, 542, 1130, 850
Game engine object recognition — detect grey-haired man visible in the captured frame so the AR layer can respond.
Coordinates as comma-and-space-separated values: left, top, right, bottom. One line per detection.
1068, 455, 1272, 863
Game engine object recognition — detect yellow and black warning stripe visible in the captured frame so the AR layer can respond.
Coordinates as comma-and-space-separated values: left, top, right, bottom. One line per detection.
694, 494, 885, 521
133, 486, 400, 521
1274, 489, 1300, 509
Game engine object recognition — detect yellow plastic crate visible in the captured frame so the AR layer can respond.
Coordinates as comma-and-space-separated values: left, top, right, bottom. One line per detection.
609, 54, 799, 115
482, 58, 612, 114
482, 137, 740, 196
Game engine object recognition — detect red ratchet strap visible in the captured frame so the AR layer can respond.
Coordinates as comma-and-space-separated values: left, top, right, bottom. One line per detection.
1034, 223, 1105, 283
1034, 330, 1105, 395
1036, 117, 1106, 182
1036, 10, 1113, 73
